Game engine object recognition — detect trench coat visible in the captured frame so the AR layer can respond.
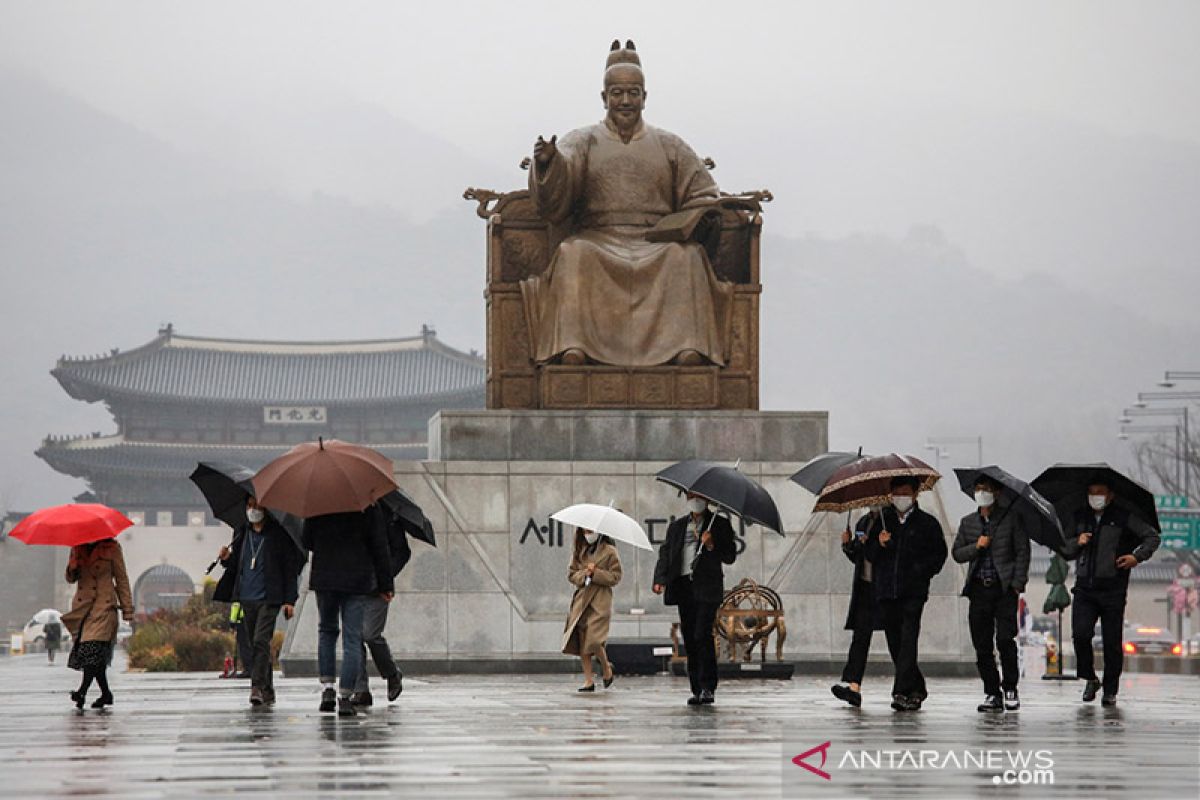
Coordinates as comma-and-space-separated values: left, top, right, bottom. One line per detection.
60, 539, 134, 643
561, 541, 622, 657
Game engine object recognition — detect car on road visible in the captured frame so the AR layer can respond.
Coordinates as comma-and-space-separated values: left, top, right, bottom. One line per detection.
22, 609, 72, 650
1109, 626, 1183, 656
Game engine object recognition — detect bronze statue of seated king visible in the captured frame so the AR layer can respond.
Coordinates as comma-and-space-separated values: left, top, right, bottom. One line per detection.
465, 40, 770, 410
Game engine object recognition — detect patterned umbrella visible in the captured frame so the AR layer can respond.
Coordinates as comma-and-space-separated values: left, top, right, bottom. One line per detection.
813, 453, 940, 512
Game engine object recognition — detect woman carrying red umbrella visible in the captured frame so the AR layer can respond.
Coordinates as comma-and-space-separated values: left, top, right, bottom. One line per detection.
10, 504, 135, 710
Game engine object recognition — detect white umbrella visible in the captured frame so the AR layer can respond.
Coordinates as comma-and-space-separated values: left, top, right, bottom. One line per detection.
550, 503, 653, 551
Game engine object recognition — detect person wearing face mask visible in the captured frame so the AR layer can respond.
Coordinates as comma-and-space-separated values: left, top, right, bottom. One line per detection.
1061, 479, 1160, 707
865, 476, 948, 711
652, 492, 738, 705
831, 506, 885, 707
562, 527, 623, 691
951, 477, 1031, 713
213, 496, 302, 706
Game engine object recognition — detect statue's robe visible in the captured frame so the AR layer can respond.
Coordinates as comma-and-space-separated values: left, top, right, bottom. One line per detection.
521, 120, 733, 367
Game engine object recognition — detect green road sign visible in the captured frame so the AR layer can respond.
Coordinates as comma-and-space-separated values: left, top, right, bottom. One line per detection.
1155, 494, 1189, 510
1160, 514, 1200, 549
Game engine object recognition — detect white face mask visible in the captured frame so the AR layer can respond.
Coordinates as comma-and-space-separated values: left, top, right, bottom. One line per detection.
246, 507, 265, 524
891, 495, 914, 513
583, 531, 600, 545
687, 498, 708, 515
975, 490, 995, 508
1088, 494, 1108, 512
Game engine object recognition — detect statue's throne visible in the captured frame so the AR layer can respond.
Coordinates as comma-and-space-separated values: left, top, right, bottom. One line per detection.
464, 174, 770, 410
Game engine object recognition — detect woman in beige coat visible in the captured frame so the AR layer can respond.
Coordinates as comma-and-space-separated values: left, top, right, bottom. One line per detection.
61, 537, 134, 709
562, 528, 622, 691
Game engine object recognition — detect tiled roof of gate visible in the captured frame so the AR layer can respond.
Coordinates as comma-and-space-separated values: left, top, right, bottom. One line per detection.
37, 435, 426, 479
52, 326, 485, 405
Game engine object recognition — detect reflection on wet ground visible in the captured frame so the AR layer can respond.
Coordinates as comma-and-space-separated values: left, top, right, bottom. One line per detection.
0, 654, 1195, 798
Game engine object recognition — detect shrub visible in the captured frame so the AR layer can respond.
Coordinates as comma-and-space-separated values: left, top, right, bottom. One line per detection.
143, 645, 179, 672
171, 627, 235, 672
127, 621, 171, 669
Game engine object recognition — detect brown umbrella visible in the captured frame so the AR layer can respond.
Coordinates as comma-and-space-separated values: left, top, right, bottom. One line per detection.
252, 437, 398, 518
813, 453, 940, 512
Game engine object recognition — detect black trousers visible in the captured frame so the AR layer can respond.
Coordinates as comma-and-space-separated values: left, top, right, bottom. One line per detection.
235, 617, 252, 672
967, 581, 1019, 696
840, 580, 875, 685
1072, 585, 1127, 696
880, 595, 927, 699
241, 603, 280, 692
677, 583, 720, 696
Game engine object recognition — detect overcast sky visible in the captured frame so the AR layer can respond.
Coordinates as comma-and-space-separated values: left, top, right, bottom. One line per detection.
0, 1, 1197, 511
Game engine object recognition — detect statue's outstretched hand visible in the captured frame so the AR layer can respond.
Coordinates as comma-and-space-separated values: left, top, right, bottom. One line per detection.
534, 134, 557, 167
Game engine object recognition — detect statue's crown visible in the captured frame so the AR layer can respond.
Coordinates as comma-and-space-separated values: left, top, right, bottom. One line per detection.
605, 39, 642, 71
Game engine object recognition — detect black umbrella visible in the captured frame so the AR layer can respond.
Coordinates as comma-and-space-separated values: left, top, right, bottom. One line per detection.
379, 488, 437, 548
189, 461, 305, 557
655, 460, 783, 535
953, 465, 1067, 552
789, 449, 867, 495
1031, 463, 1160, 535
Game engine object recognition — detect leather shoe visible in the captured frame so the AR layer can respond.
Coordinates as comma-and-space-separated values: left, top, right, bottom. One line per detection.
318, 687, 336, 713
686, 694, 702, 706
1081, 679, 1102, 702
1101, 694, 1118, 707
249, 687, 264, 706
387, 672, 403, 701
577, 684, 596, 693
699, 690, 715, 705
349, 691, 373, 707
831, 684, 862, 707
337, 696, 358, 717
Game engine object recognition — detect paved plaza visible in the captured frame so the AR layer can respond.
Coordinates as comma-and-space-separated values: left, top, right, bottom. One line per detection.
0, 653, 1196, 798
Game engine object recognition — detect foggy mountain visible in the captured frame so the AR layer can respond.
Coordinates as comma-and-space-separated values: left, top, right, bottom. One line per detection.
0, 65, 1196, 511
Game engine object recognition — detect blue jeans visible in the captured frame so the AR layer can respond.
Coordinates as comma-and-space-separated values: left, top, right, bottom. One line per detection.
316, 592, 367, 695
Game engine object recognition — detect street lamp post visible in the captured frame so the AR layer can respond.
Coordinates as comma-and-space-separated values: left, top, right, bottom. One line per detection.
925, 436, 983, 467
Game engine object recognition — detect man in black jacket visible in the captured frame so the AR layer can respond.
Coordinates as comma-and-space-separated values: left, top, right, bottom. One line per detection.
1061, 479, 1160, 706
865, 477, 948, 711
831, 508, 883, 707
214, 497, 302, 706
302, 506, 394, 717
351, 504, 411, 707
652, 492, 737, 705
951, 476, 1031, 713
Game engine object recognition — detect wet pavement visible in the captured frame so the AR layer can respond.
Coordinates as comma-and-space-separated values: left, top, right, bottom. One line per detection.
0, 653, 1196, 798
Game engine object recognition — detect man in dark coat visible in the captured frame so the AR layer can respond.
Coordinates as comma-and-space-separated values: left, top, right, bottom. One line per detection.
865, 476, 948, 711
213, 497, 302, 706
302, 506, 394, 717
951, 476, 1031, 713
351, 504, 411, 707
831, 508, 883, 707
1061, 478, 1160, 706
652, 492, 737, 706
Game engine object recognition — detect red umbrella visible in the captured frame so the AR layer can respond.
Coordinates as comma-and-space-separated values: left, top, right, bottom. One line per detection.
814, 453, 940, 512
9, 503, 134, 547
252, 437, 398, 518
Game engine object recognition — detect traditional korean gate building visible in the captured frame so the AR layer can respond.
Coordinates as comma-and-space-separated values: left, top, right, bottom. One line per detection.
34, 324, 484, 610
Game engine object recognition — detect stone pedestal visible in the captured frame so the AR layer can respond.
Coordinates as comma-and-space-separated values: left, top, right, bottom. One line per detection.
281, 410, 976, 675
